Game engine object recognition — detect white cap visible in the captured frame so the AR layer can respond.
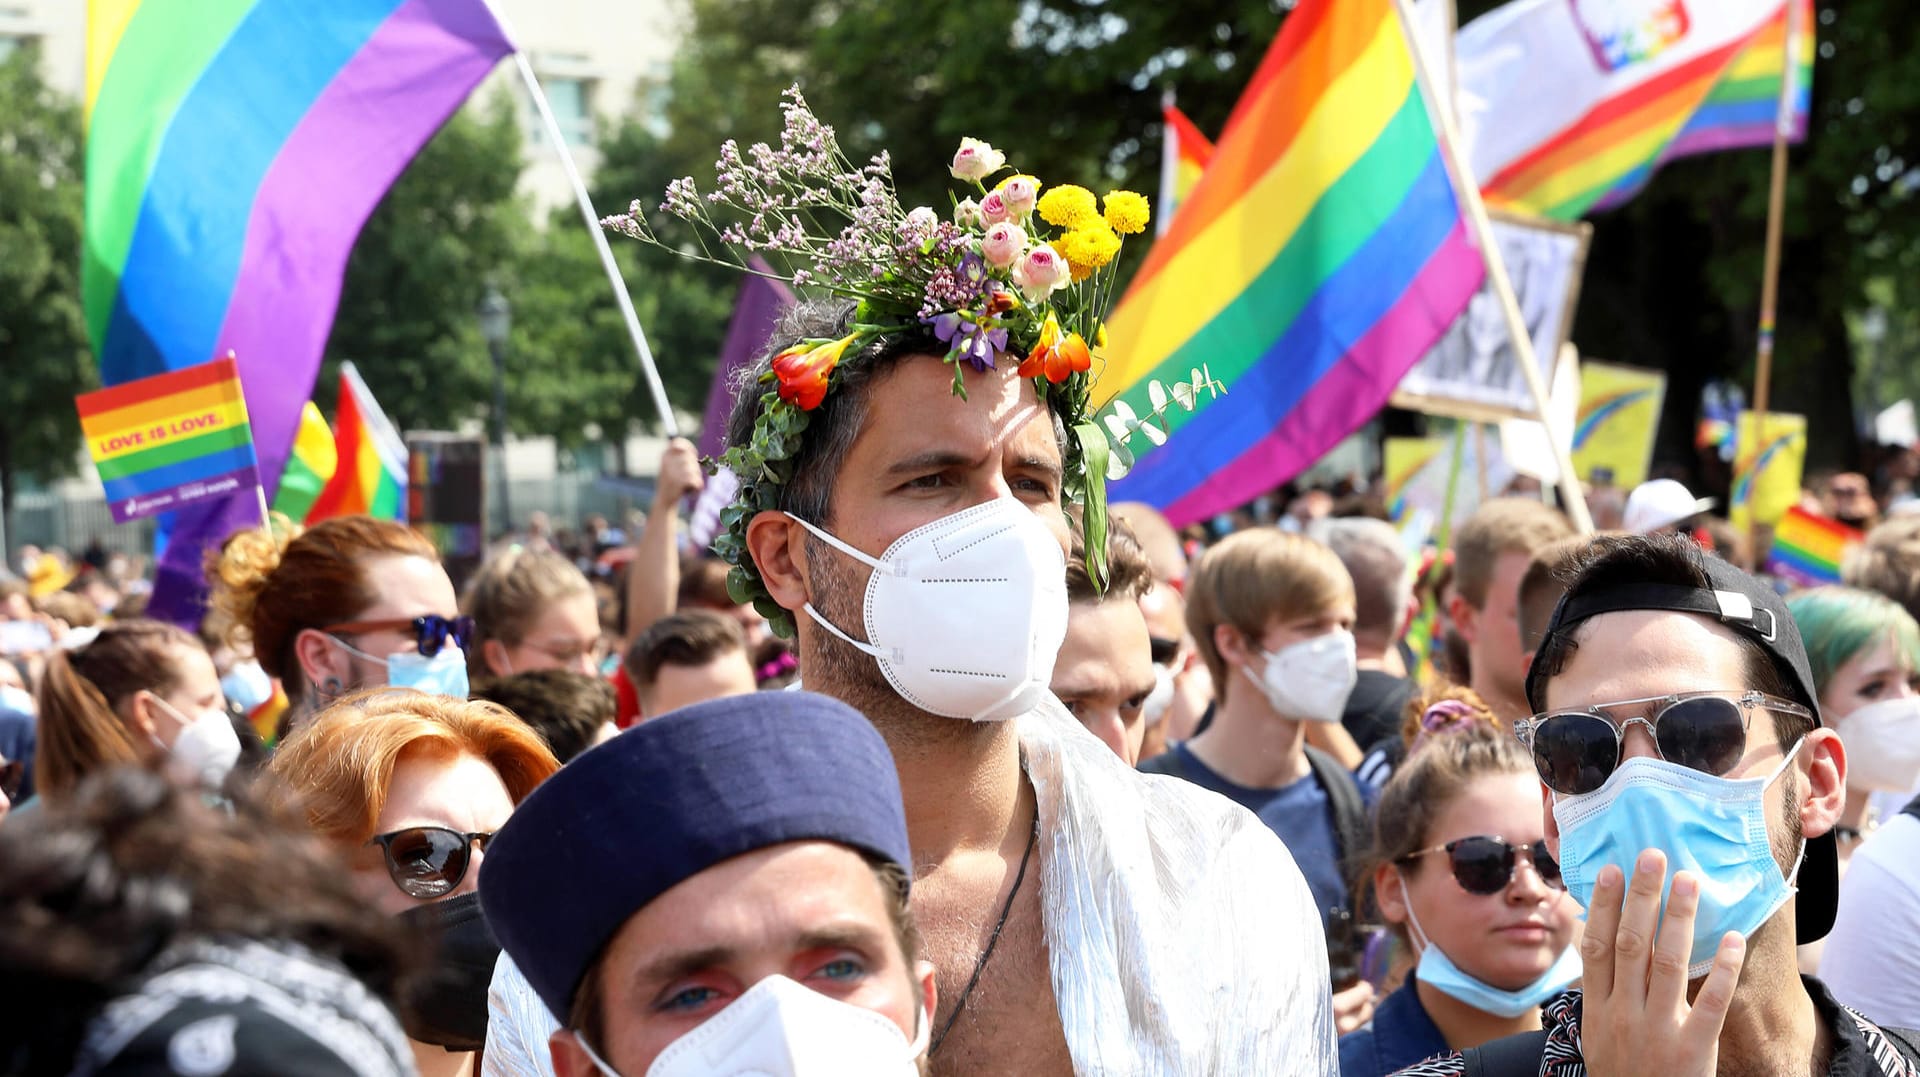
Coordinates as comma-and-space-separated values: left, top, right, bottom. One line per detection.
1623, 478, 1716, 533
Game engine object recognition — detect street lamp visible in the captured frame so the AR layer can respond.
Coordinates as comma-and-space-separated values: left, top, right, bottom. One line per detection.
478, 286, 513, 535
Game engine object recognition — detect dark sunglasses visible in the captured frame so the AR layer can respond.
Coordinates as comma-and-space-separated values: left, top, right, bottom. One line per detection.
1149, 636, 1181, 666
366, 826, 494, 898
323, 614, 475, 659
1399, 835, 1563, 895
0, 759, 23, 800
1513, 690, 1811, 796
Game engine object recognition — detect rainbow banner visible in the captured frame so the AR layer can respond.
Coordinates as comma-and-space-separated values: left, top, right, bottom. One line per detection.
76, 356, 261, 523
1570, 361, 1666, 489
308, 363, 407, 522
1095, 0, 1485, 527
271, 400, 339, 522
1729, 410, 1806, 533
1766, 506, 1861, 588
86, 0, 513, 622
1458, 0, 1809, 221
1157, 98, 1215, 236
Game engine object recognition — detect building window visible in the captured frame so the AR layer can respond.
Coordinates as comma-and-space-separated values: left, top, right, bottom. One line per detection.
537, 76, 595, 147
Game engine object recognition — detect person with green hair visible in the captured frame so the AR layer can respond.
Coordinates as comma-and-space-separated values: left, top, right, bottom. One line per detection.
1786, 585, 1920, 859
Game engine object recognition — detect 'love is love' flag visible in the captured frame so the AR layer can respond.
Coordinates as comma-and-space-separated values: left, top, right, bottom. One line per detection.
75, 355, 260, 523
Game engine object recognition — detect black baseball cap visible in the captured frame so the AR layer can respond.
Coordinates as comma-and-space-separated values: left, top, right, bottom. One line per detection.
1524, 538, 1836, 944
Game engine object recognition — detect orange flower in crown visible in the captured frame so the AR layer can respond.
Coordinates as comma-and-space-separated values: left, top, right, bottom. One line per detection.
770, 335, 855, 410
1019, 313, 1092, 384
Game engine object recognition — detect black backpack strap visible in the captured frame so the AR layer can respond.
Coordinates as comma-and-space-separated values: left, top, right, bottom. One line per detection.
1458, 1029, 1549, 1077
1304, 746, 1370, 906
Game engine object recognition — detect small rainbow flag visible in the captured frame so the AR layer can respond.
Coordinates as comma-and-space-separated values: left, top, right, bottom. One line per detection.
1157, 97, 1215, 235
75, 355, 261, 523
271, 400, 339, 522
307, 362, 407, 522
1767, 506, 1862, 588
1095, 0, 1484, 527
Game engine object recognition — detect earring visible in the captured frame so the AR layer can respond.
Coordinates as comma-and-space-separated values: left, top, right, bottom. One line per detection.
321, 676, 343, 699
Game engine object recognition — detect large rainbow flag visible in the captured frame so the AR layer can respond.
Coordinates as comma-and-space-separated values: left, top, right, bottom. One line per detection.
1157, 98, 1215, 235
1095, 0, 1485, 526
1462, 0, 1812, 221
85, 1, 513, 621
308, 363, 408, 522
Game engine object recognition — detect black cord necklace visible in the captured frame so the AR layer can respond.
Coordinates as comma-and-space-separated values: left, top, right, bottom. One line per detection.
928, 810, 1041, 1056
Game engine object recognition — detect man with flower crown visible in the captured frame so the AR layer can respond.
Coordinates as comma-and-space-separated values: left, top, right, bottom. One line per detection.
561, 90, 1336, 1076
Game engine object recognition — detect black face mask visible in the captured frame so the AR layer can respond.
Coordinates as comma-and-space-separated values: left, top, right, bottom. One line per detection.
397, 891, 500, 1051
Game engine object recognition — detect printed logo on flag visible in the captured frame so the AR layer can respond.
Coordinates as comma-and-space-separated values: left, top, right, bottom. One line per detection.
1571, 0, 1691, 72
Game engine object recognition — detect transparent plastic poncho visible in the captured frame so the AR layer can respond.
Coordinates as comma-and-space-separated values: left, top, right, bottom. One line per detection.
1019, 695, 1337, 1075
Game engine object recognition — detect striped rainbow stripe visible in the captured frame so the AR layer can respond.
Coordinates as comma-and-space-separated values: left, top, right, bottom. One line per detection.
1766, 506, 1860, 587
1095, 0, 1484, 526
1484, 0, 1811, 221
308, 363, 407, 522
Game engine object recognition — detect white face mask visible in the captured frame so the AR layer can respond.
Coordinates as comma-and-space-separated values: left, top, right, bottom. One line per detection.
1141, 662, 1175, 729
1835, 695, 1920, 792
147, 694, 242, 789
790, 500, 1069, 722
1242, 629, 1357, 723
0, 684, 34, 716
578, 974, 927, 1077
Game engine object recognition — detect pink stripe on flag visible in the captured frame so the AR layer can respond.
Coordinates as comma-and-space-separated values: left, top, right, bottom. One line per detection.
1161, 222, 1484, 527
211, 0, 510, 498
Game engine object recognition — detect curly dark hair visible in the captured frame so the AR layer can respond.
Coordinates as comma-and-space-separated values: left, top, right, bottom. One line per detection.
0, 766, 421, 1070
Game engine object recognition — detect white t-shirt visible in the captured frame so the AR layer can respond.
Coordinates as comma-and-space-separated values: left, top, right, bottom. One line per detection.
1820, 808, 1920, 1030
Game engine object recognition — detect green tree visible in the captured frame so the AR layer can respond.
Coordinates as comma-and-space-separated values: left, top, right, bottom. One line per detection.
0, 44, 92, 535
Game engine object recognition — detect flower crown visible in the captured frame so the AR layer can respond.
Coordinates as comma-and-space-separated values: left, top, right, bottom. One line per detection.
605, 87, 1220, 636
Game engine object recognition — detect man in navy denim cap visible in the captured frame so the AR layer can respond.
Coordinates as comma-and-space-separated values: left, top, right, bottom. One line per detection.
479, 691, 934, 1077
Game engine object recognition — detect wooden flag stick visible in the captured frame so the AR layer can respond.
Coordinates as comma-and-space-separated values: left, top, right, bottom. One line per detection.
1392, 0, 1593, 532
1748, 0, 1802, 559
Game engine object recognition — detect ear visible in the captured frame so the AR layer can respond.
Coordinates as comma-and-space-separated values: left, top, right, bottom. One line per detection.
1797, 727, 1847, 840
1373, 860, 1410, 927
1213, 623, 1252, 671
482, 638, 514, 677
1541, 780, 1561, 861
1448, 592, 1478, 645
548, 1030, 598, 1077
125, 690, 161, 743
915, 958, 939, 1047
292, 627, 349, 697
745, 510, 811, 614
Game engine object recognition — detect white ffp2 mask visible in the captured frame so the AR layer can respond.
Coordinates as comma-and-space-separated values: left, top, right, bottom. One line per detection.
578, 974, 927, 1077
147, 694, 242, 789
1242, 629, 1357, 723
1835, 696, 1920, 792
790, 499, 1069, 722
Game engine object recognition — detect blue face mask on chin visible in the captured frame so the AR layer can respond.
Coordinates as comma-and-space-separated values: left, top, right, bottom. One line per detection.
1400, 872, 1580, 1018
331, 637, 471, 699
1552, 740, 1807, 978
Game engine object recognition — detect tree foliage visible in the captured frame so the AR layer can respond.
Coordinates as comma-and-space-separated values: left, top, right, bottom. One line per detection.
0, 45, 92, 527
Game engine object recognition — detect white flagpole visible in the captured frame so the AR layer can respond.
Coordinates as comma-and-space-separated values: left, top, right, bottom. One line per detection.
509, 52, 680, 438
1157, 89, 1180, 238
1390, 0, 1593, 533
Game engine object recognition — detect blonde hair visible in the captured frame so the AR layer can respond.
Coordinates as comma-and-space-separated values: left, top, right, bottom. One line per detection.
35, 621, 202, 800
460, 547, 593, 676
207, 516, 439, 701
1185, 528, 1354, 700
263, 689, 558, 846
1453, 499, 1575, 608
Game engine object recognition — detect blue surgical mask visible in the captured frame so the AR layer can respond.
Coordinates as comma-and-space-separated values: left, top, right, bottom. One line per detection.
331, 637, 471, 699
220, 659, 273, 714
1552, 740, 1806, 977
1400, 872, 1579, 1018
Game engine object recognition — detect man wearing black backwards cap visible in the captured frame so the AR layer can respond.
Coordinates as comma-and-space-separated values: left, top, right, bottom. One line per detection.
479, 692, 935, 1076
1392, 534, 1920, 1076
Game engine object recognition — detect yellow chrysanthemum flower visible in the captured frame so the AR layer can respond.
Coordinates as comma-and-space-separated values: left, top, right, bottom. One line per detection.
1058, 223, 1122, 281
1038, 185, 1100, 229
1102, 189, 1151, 235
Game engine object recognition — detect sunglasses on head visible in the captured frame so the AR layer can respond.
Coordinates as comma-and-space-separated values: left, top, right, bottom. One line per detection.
323, 614, 475, 659
366, 825, 494, 898
1513, 690, 1811, 797
1399, 835, 1563, 895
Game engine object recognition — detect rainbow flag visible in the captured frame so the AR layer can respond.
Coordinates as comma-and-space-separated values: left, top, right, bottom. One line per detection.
308, 363, 407, 522
271, 401, 339, 522
1157, 98, 1216, 235
75, 356, 261, 523
1767, 506, 1862, 588
1095, 0, 1485, 527
86, 1, 513, 622
1461, 0, 1810, 221
1592, 0, 1814, 212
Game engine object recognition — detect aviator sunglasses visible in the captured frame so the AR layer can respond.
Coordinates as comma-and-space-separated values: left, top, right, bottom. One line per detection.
366, 825, 495, 898
1513, 690, 1812, 797
322, 614, 475, 659
1397, 835, 1563, 895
